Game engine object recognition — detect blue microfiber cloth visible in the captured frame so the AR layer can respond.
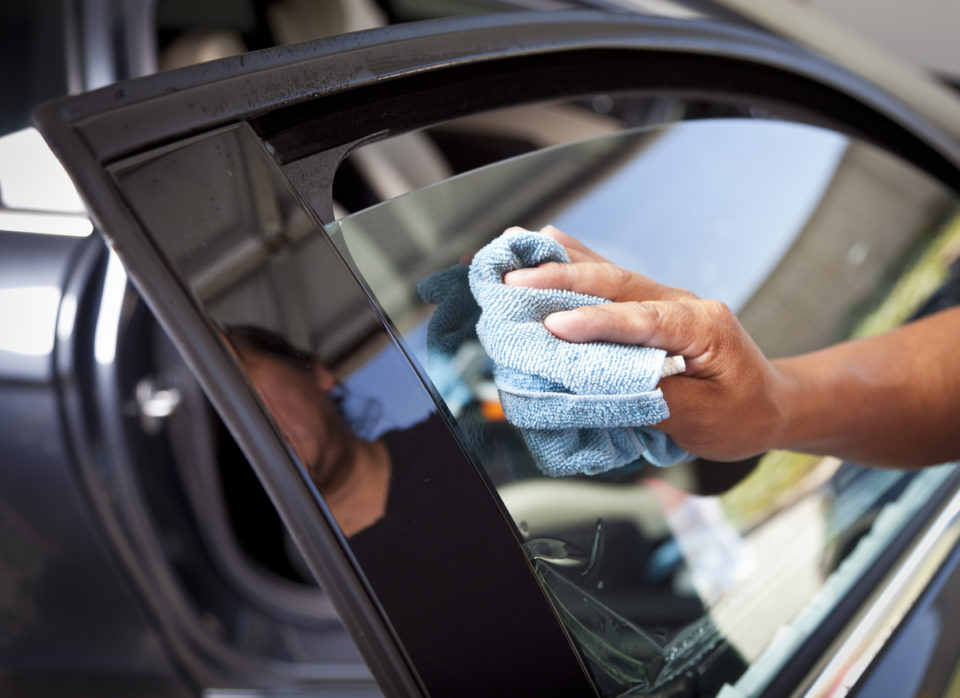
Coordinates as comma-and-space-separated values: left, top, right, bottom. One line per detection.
417, 264, 480, 357
415, 264, 485, 417
468, 229, 689, 475
418, 230, 690, 476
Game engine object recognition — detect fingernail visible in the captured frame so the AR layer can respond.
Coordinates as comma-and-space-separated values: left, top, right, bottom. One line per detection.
544, 310, 577, 330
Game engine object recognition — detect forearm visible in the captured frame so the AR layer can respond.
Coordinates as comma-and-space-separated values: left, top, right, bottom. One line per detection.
772, 306, 960, 468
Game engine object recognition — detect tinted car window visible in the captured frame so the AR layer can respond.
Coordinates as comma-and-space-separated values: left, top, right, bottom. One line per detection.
327, 117, 960, 694
106, 123, 590, 694
103, 124, 382, 672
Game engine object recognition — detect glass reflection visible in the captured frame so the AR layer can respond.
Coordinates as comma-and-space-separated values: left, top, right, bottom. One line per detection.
224, 325, 391, 536
106, 122, 470, 673
109, 121, 448, 532
0, 285, 60, 356
329, 117, 959, 694
550, 119, 846, 309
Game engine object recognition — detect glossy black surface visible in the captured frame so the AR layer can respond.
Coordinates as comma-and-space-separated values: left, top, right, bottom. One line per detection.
853, 542, 960, 697
0, 232, 189, 697
105, 122, 596, 696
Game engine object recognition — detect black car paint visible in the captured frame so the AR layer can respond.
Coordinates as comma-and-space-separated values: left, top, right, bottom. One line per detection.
0, 232, 192, 696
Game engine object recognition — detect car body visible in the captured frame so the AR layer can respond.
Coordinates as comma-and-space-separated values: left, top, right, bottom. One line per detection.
4, 1, 960, 696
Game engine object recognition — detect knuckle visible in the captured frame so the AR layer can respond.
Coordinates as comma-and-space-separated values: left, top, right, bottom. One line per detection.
598, 263, 626, 287
702, 298, 734, 320
613, 265, 637, 292
594, 265, 634, 299
538, 261, 567, 281
626, 300, 660, 327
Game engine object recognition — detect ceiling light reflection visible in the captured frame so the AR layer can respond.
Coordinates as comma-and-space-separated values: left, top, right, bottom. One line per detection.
94, 251, 128, 366
0, 210, 93, 238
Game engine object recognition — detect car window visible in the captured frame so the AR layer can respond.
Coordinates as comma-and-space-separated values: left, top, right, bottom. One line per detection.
105, 121, 595, 694
330, 96, 766, 216
326, 116, 960, 695
101, 125, 390, 675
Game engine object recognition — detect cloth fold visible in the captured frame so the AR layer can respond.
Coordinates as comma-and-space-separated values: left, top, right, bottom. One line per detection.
419, 229, 690, 476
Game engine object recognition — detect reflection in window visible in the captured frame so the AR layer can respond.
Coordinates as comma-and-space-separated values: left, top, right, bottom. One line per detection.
330, 118, 960, 695
107, 122, 439, 674
552, 120, 846, 310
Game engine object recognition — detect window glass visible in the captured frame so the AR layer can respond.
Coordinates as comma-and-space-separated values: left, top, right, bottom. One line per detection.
328, 117, 960, 695
331, 96, 767, 215
107, 123, 580, 689
106, 123, 443, 670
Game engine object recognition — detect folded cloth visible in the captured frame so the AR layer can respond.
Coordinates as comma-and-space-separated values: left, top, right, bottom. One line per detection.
467, 229, 690, 476
417, 230, 690, 476
417, 264, 480, 357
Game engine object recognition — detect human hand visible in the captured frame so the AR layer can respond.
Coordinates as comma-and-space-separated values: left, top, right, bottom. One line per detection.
502, 226, 789, 461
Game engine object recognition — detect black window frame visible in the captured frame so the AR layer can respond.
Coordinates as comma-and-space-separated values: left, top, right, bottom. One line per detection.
34, 10, 960, 696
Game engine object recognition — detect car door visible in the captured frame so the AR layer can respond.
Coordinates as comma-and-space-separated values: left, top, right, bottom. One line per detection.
34, 9, 960, 697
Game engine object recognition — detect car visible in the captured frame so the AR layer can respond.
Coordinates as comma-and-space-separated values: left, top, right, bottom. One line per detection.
4, 0, 960, 696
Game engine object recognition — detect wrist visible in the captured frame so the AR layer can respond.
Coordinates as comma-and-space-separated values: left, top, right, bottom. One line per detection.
766, 357, 808, 453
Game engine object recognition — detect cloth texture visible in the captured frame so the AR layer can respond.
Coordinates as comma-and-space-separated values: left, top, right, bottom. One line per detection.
419, 229, 690, 476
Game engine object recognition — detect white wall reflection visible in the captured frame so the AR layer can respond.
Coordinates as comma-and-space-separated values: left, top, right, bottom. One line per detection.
0, 128, 86, 214
0, 286, 60, 356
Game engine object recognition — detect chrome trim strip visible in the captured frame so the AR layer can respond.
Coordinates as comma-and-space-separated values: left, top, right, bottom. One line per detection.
801, 477, 960, 697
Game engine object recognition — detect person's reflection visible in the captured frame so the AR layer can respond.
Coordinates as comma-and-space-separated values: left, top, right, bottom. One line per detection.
225, 326, 391, 536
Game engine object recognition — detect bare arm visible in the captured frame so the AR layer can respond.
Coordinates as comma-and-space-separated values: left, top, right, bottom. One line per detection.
771, 310, 960, 467
505, 227, 960, 468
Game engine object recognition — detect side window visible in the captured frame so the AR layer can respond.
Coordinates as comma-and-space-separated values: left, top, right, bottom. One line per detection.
107, 122, 585, 693
102, 124, 402, 676
330, 96, 763, 215
99, 82, 960, 694
327, 115, 960, 695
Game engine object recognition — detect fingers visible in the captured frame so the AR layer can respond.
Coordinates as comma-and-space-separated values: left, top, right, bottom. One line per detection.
544, 302, 674, 348
544, 300, 740, 377
505, 260, 693, 303
501, 225, 693, 303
